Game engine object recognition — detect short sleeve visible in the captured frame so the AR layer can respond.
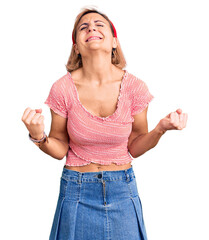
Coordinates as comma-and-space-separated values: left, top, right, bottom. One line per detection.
131, 78, 154, 116
44, 80, 68, 118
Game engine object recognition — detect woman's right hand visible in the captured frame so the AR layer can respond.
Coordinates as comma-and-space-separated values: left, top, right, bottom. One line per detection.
21, 107, 45, 140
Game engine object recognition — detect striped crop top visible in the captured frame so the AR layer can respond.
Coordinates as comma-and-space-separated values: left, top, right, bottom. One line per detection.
44, 70, 154, 166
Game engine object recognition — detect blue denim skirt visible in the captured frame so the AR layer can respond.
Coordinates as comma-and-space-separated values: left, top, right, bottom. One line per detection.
49, 165, 148, 240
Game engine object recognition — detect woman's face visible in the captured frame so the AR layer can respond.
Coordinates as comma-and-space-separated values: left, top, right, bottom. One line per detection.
74, 12, 117, 56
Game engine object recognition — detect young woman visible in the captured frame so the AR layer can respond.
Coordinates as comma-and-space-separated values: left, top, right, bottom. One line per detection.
22, 7, 188, 240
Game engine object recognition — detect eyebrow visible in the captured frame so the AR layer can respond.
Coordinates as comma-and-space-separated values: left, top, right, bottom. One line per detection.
78, 20, 106, 30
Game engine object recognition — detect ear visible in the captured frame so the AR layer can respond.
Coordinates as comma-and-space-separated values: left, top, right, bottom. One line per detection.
74, 44, 80, 55
112, 37, 118, 48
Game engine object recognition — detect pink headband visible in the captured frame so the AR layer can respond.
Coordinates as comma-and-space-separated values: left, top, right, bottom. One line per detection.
72, 20, 117, 44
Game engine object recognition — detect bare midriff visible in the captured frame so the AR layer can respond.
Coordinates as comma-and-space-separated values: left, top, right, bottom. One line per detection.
64, 162, 132, 173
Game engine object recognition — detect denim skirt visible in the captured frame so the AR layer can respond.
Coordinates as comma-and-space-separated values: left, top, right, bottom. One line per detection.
49, 165, 148, 240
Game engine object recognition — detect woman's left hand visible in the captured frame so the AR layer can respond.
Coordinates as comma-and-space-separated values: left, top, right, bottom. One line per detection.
156, 108, 188, 134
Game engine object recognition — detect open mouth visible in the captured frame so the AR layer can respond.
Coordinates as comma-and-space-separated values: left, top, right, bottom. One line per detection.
86, 37, 102, 42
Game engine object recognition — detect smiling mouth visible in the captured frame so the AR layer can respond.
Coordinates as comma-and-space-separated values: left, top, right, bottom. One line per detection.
86, 37, 102, 42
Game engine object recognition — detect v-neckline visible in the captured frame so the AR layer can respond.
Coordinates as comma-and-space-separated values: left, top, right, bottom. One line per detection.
67, 69, 127, 121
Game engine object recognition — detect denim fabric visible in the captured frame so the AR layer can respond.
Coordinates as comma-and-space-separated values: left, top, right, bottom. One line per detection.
49, 166, 148, 240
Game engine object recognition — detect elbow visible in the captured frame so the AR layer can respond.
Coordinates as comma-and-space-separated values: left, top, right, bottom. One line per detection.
54, 149, 68, 160
128, 145, 147, 159
52, 155, 65, 161
129, 151, 140, 159
128, 146, 137, 159
58, 141, 69, 160
131, 153, 137, 159
129, 150, 145, 159
57, 152, 68, 161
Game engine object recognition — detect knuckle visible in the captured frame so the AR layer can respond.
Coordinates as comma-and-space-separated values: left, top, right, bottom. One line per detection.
37, 117, 43, 123
25, 120, 30, 125
31, 119, 37, 125
29, 110, 35, 115
178, 125, 183, 130
38, 115, 44, 121
37, 119, 43, 124
172, 122, 177, 127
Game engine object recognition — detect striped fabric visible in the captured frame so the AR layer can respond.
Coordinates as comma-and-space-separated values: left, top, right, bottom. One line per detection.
44, 70, 154, 166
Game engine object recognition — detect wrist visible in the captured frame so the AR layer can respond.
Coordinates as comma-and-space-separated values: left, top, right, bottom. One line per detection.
29, 132, 49, 148
155, 124, 166, 135
29, 133, 44, 141
34, 136, 49, 147
29, 131, 48, 143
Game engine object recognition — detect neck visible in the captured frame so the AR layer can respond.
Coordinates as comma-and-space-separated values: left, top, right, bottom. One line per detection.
80, 52, 116, 84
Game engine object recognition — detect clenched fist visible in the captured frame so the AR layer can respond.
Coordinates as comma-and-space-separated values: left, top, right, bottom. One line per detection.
157, 108, 188, 134
21, 107, 45, 140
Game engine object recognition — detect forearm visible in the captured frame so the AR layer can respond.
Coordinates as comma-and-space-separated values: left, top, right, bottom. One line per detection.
33, 136, 69, 160
129, 125, 166, 158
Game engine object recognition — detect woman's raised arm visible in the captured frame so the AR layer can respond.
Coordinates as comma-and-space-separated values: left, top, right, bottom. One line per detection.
128, 108, 188, 158
22, 107, 69, 160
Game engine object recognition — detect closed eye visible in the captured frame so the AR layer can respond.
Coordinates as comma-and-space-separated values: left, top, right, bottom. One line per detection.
80, 24, 104, 30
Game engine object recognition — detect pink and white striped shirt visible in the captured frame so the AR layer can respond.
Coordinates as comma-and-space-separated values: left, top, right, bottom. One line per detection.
44, 70, 154, 166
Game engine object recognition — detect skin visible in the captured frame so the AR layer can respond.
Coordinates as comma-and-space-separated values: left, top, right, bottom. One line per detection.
21, 12, 188, 173
67, 12, 133, 172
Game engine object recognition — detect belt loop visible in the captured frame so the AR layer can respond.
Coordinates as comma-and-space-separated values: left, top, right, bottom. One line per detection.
77, 172, 82, 184
124, 169, 130, 182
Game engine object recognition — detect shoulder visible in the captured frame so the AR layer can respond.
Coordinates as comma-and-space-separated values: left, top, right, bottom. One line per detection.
125, 71, 148, 94
46, 72, 74, 103
48, 72, 73, 96
54, 72, 70, 87
126, 72, 154, 116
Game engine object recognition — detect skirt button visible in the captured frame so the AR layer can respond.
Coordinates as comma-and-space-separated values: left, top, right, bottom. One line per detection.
98, 173, 102, 178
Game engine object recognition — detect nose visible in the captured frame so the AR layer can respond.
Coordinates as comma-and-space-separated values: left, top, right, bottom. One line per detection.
88, 24, 96, 32
88, 28, 96, 32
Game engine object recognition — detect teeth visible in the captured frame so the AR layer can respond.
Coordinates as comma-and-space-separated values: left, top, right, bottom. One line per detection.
87, 37, 101, 42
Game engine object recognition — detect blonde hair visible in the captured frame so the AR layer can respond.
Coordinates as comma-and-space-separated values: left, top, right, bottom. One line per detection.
65, 7, 126, 72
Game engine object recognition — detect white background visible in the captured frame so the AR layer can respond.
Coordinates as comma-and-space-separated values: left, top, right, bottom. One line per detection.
1, 0, 208, 239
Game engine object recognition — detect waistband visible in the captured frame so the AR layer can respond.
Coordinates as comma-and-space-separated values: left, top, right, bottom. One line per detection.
61, 166, 135, 183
